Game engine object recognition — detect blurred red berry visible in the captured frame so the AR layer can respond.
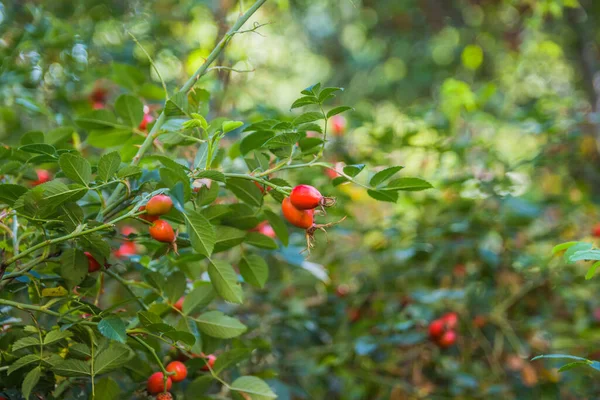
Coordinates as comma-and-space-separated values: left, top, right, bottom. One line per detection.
32, 169, 51, 186
147, 372, 172, 394
428, 319, 444, 338
330, 115, 347, 136
437, 330, 457, 348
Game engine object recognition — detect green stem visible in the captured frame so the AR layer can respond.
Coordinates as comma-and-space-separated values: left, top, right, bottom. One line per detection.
223, 173, 291, 196
104, 0, 268, 209
2, 210, 144, 269
130, 334, 174, 393
104, 269, 149, 311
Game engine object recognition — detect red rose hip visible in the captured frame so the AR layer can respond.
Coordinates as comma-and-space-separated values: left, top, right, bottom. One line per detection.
147, 372, 172, 394
200, 354, 216, 371
281, 197, 314, 229
290, 185, 335, 210
149, 220, 175, 243
428, 319, 444, 338
85, 252, 101, 273
146, 195, 173, 216
165, 361, 187, 382
437, 330, 457, 348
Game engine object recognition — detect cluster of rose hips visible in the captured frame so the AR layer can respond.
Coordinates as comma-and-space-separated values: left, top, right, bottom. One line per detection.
282, 184, 341, 250
147, 355, 216, 398
428, 312, 458, 348
142, 194, 176, 244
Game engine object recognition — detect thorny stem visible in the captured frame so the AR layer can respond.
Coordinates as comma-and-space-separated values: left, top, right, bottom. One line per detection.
104, 0, 268, 209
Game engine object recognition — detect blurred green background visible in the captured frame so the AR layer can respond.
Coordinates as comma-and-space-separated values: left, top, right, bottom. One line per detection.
3, 0, 600, 398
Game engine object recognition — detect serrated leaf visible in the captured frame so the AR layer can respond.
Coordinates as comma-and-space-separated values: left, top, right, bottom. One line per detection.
19, 143, 56, 156
301, 82, 320, 96
0, 184, 27, 206
44, 329, 72, 345
343, 164, 365, 178
87, 129, 132, 148
292, 112, 324, 126
196, 311, 247, 338
214, 226, 247, 253
223, 120, 244, 133
163, 330, 196, 346
367, 189, 398, 203
8, 354, 40, 375
94, 343, 134, 374
240, 131, 276, 155
183, 282, 216, 315
570, 249, 600, 262
95, 377, 121, 400
208, 260, 243, 304
97, 152, 121, 182
239, 255, 268, 288
97, 317, 127, 343
327, 106, 353, 118
60, 249, 88, 288
165, 271, 186, 304
138, 311, 163, 327
290, 96, 318, 109
184, 210, 216, 257
586, 261, 600, 280
226, 178, 263, 207
115, 94, 144, 127
117, 165, 142, 179
12, 336, 40, 351
22, 366, 41, 399
318, 87, 343, 102
53, 359, 91, 377
263, 132, 301, 148
75, 110, 120, 130
212, 348, 253, 375
264, 210, 288, 246
245, 232, 277, 249
385, 177, 433, 191
231, 376, 277, 400
369, 166, 404, 187
59, 153, 92, 186
195, 170, 226, 182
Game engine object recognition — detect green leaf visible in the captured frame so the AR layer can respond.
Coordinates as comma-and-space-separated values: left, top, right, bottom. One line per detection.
318, 87, 344, 102
12, 336, 40, 351
163, 330, 197, 346
8, 354, 40, 375
570, 249, 600, 262
369, 166, 404, 187
558, 361, 592, 372
97, 152, 122, 182
327, 106, 353, 118
293, 112, 324, 126
138, 311, 163, 327
186, 376, 214, 397
0, 184, 27, 206
531, 354, 589, 362
231, 376, 277, 400
301, 83, 321, 96
97, 317, 127, 343
223, 120, 244, 133
226, 178, 263, 207
212, 348, 253, 375
195, 170, 226, 182
53, 359, 91, 377
59, 153, 92, 186
165, 92, 189, 116
117, 165, 142, 179
87, 129, 132, 148
586, 261, 600, 280
44, 329, 72, 345
95, 377, 121, 400
115, 94, 144, 127
239, 254, 269, 288
214, 226, 247, 253
183, 282, 216, 315
94, 343, 134, 374
22, 366, 41, 399
263, 132, 302, 148
165, 271, 187, 304
21, 130, 45, 145
208, 260, 243, 304
75, 110, 120, 130
564, 242, 593, 263
240, 131, 276, 155
384, 177, 433, 191
184, 210, 216, 257
291, 96, 318, 109
196, 311, 248, 338
367, 189, 398, 203
19, 143, 56, 156
343, 164, 365, 178
245, 232, 277, 249
60, 249, 88, 288
264, 210, 288, 246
